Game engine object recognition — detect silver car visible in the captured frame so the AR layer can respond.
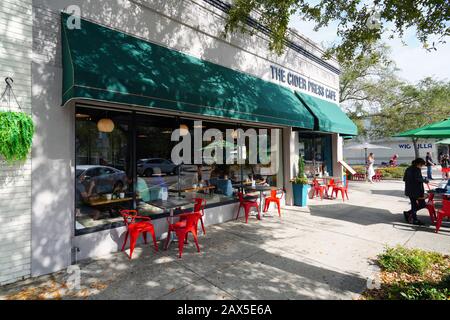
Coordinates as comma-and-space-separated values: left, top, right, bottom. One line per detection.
76, 165, 128, 194
137, 158, 178, 176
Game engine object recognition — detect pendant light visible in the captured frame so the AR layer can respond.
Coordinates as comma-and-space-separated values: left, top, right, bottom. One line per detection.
97, 111, 114, 133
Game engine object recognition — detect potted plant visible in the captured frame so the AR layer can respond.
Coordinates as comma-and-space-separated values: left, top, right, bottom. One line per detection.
292, 155, 310, 207
0, 78, 34, 163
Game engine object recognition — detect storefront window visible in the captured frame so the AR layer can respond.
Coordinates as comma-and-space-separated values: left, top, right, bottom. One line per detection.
298, 134, 332, 177
75, 106, 284, 234
75, 108, 133, 232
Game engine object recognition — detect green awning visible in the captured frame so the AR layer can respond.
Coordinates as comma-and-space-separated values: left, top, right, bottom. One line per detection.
295, 92, 358, 135
394, 119, 450, 139
61, 13, 314, 129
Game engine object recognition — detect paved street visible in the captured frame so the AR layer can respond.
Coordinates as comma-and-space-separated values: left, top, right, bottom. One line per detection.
1, 180, 449, 300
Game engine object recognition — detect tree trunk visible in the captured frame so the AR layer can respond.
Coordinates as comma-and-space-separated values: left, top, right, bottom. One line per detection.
412, 138, 419, 159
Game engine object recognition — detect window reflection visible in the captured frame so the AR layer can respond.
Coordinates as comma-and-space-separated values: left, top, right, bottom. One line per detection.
75, 107, 284, 233
75, 108, 132, 231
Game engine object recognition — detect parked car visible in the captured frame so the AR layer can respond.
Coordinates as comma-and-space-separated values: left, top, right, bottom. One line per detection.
137, 158, 178, 176
76, 165, 127, 194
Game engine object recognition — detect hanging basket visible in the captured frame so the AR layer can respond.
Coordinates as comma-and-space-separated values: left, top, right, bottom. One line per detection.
0, 77, 35, 163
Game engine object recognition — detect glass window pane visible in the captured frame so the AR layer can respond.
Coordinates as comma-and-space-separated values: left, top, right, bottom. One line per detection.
75, 107, 133, 232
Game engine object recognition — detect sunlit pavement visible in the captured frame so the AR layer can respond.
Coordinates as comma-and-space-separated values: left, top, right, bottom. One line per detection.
1, 180, 449, 300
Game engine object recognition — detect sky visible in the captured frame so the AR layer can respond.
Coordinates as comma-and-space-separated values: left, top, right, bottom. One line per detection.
289, 17, 450, 84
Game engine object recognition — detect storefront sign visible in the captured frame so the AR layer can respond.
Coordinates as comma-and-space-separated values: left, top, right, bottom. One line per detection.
270, 65, 337, 101
398, 143, 433, 150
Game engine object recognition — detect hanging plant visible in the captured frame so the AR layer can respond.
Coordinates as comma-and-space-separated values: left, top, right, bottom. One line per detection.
0, 111, 34, 162
0, 77, 35, 163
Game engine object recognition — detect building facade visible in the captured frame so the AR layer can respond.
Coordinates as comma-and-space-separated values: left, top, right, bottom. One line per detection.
0, 0, 356, 285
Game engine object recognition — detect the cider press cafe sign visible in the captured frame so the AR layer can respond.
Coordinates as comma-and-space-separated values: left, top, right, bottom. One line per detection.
270, 65, 337, 101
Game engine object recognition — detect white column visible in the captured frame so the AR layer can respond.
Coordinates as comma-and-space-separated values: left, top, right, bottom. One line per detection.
283, 128, 297, 205
332, 133, 344, 179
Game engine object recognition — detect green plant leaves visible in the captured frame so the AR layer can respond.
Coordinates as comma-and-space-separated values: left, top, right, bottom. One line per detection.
0, 111, 35, 163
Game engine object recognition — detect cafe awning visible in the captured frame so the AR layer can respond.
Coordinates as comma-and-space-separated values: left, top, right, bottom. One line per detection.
295, 91, 358, 136
61, 13, 314, 129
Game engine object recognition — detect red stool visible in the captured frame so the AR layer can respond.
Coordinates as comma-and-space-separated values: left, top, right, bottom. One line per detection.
236, 192, 261, 223
120, 210, 158, 259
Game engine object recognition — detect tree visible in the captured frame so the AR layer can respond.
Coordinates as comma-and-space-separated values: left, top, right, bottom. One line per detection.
338, 43, 401, 140
225, 0, 450, 60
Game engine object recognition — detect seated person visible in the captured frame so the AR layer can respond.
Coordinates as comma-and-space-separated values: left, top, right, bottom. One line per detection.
76, 177, 101, 220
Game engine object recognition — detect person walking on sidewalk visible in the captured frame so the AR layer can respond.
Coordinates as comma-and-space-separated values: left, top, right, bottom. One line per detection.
403, 158, 429, 225
367, 153, 375, 183
425, 152, 436, 180
441, 154, 449, 179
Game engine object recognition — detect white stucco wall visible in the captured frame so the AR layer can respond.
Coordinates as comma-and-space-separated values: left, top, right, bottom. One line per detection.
0, 0, 33, 285
25, 0, 342, 278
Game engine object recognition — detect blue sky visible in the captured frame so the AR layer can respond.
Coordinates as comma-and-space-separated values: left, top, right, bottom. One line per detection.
289, 16, 450, 83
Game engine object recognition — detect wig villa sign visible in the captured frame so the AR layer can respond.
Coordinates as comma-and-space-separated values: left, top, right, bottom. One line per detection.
270, 65, 337, 101
398, 143, 433, 150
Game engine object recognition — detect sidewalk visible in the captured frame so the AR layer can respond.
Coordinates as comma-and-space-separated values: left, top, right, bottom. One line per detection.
1, 180, 448, 300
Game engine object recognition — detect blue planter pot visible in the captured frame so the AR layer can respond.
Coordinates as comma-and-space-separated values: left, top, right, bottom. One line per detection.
292, 183, 309, 207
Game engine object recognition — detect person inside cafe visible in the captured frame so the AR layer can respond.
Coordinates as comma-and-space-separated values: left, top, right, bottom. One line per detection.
76, 175, 101, 220
403, 158, 429, 225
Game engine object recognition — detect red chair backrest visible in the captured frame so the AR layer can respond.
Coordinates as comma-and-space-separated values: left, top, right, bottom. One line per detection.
270, 189, 284, 198
237, 192, 245, 203
194, 198, 206, 212
120, 210, 138, 227
327, 179, 335, 187
442, 199, 450, 214
427, 193, 434, 204
184, 213, 200, 230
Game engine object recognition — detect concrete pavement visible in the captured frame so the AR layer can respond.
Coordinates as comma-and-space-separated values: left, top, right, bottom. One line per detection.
0, 180, 448, 300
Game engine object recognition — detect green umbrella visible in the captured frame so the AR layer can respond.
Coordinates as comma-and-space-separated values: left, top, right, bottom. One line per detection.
436, 138, 450, 145
394, 118, 450, 139
200, 139, 236, 151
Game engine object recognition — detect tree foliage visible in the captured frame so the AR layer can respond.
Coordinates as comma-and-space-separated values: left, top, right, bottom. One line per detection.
337, 42, 450, 140
225, 0, 450, 60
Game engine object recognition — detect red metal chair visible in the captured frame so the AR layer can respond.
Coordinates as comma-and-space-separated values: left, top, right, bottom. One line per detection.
435, 198, 450, 233
263, 189, 285, 216
332, 179, 349, 202
426, 193, 437, 224
373, 170, 383, 182
326, 178, 336, 197
311, 179, 326, 200
120, 210, 158, 259
179, 198, 207, 235
236, 192, 261, 223
164, 213, 201, 258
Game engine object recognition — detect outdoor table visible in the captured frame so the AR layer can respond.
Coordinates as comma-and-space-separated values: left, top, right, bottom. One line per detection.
169, 185, 215, 195
244, 185, 276, 216
150, 197, 193, 248
87, 197, 133, 207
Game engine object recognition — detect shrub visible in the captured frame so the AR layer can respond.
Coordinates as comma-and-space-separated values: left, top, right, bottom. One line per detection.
377, 167, 406, 179
387, 274, 450, 300
378, 246, 446, 275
